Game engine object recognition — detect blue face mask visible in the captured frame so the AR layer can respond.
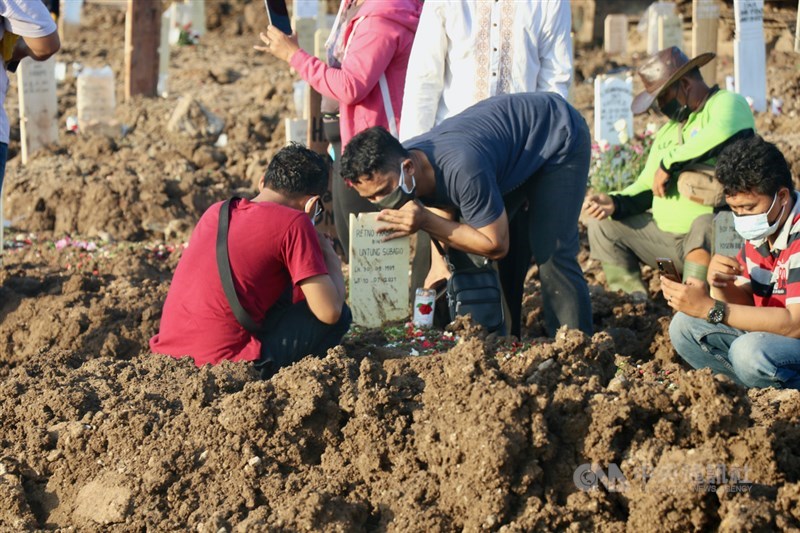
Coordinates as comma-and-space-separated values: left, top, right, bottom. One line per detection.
733, 193, 785, 241
371, 164, 416, 210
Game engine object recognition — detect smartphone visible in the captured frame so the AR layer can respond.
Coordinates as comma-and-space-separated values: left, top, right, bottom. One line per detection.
656, 257, 681, 283
264, 0, 292, 35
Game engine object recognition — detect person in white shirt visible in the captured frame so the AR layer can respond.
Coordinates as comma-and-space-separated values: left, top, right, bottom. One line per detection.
398, 0, 573, 328
399, 0, 573, 141
0, 0, 59, 251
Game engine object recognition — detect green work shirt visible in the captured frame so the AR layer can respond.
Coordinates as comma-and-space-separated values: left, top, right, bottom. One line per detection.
614, 89, 755, 234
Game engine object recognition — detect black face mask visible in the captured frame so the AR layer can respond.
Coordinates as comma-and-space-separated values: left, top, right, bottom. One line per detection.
371, 166, 416, 210
659, 84, 691, 122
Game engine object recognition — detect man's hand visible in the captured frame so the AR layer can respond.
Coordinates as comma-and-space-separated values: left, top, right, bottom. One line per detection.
582, 193, 616, 220
652, 166, 670, 198
376, 200, 427, 241
254, 26, 300, 63
661, 276, 714, 318
707, 254, 742, 288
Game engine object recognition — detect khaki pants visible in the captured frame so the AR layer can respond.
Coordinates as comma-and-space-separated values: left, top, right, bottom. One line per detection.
586, 212, 712, 274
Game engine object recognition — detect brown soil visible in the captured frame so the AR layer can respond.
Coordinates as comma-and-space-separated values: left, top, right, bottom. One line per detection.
2, 1, 800, 531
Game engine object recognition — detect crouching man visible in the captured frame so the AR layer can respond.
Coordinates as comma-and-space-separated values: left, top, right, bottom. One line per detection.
665, 136, 800, 389
150, 144, 351, 379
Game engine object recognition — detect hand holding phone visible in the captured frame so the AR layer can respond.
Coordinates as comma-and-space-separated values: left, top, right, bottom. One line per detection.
264, 0, 292, 35
656, 258, 681, 284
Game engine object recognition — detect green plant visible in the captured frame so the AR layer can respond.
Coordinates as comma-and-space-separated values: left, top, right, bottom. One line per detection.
589, 125, 655, 193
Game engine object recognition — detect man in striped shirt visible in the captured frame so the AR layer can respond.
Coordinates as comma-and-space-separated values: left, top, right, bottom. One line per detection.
664, 136, 800, 389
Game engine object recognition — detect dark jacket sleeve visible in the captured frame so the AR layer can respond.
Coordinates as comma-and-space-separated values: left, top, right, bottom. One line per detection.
610, 190, 653, 220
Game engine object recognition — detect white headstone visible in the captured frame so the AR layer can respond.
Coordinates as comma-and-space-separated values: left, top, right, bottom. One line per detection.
604, 15, 628, 56
186, 0, 206, 37
168, 2, 193, 45
348, 213, 410, 327
657, 13, 683, 51
285, 117, 307, 145
796, 0, 800, 53
713, 211, 745, 257
733, 0, 766, 112
17, 57, 59, 165
593, 75, 634, 146
646, 2, 678, 55
77, 66, 117, 135
158, 11, 170, 97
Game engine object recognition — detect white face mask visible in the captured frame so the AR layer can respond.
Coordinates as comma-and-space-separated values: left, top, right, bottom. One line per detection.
733, 193, 785, 241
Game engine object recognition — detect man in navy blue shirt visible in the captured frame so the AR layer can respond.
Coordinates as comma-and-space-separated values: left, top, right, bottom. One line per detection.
340, 93, 592, 337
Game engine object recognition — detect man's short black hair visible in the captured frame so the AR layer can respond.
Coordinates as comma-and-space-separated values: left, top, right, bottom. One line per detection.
340, 126, 409, 183
716, 135, 793, 197
263, 143, 329, 197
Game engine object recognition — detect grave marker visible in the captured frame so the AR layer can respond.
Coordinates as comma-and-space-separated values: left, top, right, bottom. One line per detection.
348, 213, 410, 327
593, 74, 633, 146
285, 117, 307, 145
59, 0, 83, 44
168, 2, 192, 45
646, 2, 678, 55
158, 10, 170, 97
604, 15, 628, 56
796, 0, 800, 52
77, 66, 117, 136
657, 13, 683, 51
125, 0, 160, 100
693, 0, 720, 83
187, 0, 206, 37
17, 57, 59, 165
733, 0, 766, 112
713, 211, 745, 257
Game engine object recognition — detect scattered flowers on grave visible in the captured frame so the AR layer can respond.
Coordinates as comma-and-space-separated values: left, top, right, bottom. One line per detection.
590, 122, 655, 193
347, 321, 459, 356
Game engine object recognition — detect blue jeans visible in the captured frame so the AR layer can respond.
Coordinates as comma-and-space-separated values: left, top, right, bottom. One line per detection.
255, 298, 352, 380
669, 312, 800, 389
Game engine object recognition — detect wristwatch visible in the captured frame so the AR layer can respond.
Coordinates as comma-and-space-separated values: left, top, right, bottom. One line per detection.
707, 300, 726, 324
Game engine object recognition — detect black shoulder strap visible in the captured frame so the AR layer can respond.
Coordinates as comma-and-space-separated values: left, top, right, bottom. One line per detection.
431, 238, 455, 273
216, 198, 262, 333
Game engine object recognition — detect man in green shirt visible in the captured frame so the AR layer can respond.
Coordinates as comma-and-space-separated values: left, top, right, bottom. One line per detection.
583, 47, 755, 295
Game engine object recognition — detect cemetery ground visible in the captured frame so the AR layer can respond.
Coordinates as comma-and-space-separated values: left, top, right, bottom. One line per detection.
3, 1, 800, 531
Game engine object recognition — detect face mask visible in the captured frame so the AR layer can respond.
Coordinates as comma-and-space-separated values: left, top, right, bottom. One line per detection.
734, 193, 785, 241
304, 196, 324, 226
371, 164, 416, 210
659, 84, 691, 122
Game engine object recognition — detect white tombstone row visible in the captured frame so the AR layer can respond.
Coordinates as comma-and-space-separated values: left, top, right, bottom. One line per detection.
593, 75, 634, 146
77, 66, 117, 135
348, 213, 410, 328
733, 0, 767, 112
657, 12, 683, 51
604, 14, 628, 56
646, 2, 678, 55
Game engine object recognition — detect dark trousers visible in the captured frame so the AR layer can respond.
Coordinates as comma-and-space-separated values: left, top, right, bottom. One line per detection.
411, 129, 593, 338
255, 298, 352, 379
331, 141, 377, 262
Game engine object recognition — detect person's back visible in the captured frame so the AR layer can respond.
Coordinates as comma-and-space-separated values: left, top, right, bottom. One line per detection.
150, 199, 326, 365
151, 145, 351, 377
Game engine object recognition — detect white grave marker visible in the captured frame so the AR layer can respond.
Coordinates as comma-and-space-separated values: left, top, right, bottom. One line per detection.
348, 213, 410, 327
186, 0, 206, 37
77, 66, 117, 135
657, 13, 683, 51
158, 10, 170, 97
168, 2, 193, 45
17, 57, 59, 165
646, 2, 678, 55
693, 0, 720, 83
593, 75, 634, 146
604, 15, 628, 56
285, 118, 307, 145
733, 0, 766, 112
713, 211, 745, 257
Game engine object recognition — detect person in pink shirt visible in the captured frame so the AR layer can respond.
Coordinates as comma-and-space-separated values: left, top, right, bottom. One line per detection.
256, 0, 422, 258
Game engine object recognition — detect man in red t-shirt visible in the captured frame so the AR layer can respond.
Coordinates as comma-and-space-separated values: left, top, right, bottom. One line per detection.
150, 144, 351, 378
665, 136, 800, 389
